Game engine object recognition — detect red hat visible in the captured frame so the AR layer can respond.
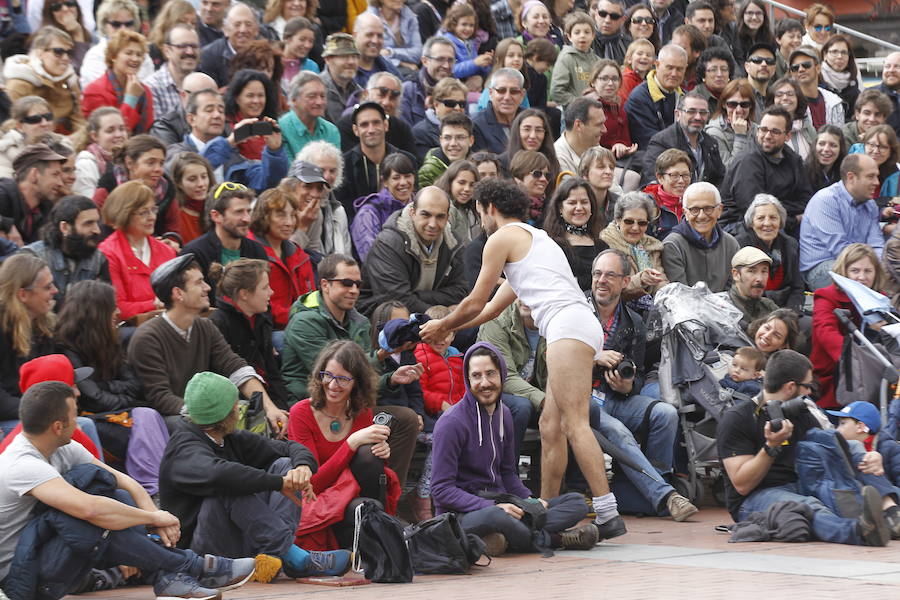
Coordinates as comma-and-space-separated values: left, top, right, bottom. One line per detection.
19, 354, 93, 393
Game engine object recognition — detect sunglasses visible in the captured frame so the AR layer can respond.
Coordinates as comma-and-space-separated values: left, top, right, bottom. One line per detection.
492, 86, 523, 96
630, 16, 655, 25
107, 19, 136, 28
50, 0, 77, 10
374, 86, 401, 99
725, 100, 752, 109
213, 181, 248, 199
48, 46, 73, 57
529, 169, 550, 180
813, 24, 833, 32
596, 9, 622, 19
747, 56, 776, 65
621, 218, 649, 227
21, 112, 54, 124
790, 60, 815, 72
327, 278, 363, 288
438, 99, 466, 109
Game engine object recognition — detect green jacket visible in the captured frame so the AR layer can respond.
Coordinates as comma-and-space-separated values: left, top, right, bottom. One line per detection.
418, 147, 449, 188
476, 302, 547, 410
281, 290, 386, 403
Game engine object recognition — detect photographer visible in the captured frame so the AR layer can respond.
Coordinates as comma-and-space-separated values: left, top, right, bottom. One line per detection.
717, 349, 897, 546
587, 250, 697, 520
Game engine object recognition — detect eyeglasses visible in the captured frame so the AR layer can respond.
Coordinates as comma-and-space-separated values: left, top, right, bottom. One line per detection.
758, 126, 786, 136
106, 19, 136, 28
826, 48, 849, 56
373, 86, 401, 99
865, 141, 890, 152
438, 98, 466, 109
796, 381, 819, 395
166, 42, 199, 52
25, 281, 56, 292
529, 169, 550, 180
595, 75, 620, 83
744, 9, 764, 18
630, 16, 655, 25
680, 108, 710, 117
747, 56, 776, 65
47, 47, 74, 57
50, 0, 77, 10
592, 270, 625, 281
492, 86, 523, 96
813, 24, 833, 32
327, 277, 363, 288
318, 370, 354, 388
21, 112, 53, 124
725, 100, 752, 109
662, 171, 691, 180
621, 218, 649, 227
441, 134, 470, 143
685, 205, 718, 216
213, 181, 248, 199
705, 66, 730, 74
789, 60, 814, 72
773, 89, 796, 98
596, 9, 622, 19
136, 206, 159, 219
424, 54, 454, 64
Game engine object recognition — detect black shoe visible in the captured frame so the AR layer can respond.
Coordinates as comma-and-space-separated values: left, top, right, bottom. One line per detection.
858, 485, 890, 547
885, 507, 900, 540
594, 515, 627, 540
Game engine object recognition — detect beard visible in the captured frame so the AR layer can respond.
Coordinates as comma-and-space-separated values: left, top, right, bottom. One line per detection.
62, 232, 101, 260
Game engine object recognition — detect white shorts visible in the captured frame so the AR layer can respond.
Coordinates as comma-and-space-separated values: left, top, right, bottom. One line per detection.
542, 304, 604, 360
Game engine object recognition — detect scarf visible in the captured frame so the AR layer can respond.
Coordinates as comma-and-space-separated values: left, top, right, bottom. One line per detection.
652, 185, 683, 222
108, 70, 150, 134
563, 221, 590, 236
29, 53, 74, 84
527, 195, 544, 224
86, 143, 112, 177
821, 61, 852, 92
594, 32, 626, 61
114, 163, 168, 206
672, 219, 721, 249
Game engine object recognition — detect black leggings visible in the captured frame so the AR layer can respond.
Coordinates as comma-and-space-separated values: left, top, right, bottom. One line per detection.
333, 445, 386, 548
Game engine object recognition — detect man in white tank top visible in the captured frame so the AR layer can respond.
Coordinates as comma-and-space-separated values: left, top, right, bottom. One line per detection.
420, 180, 626, 540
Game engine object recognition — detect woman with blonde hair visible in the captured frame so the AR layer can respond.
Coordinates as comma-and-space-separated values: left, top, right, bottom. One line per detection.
79, 0, 154, 89
0, 96, 55, 178
264, 0, 319, 38
40, 0, 94, 71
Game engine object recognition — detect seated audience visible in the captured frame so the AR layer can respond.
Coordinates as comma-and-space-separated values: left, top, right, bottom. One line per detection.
441, 3, 492, 92
169, 152, 215, 245
435, 160, 481, 246
199, 3, 262, 89
225, 70, 282, 162
501, 109, 560, 187
0, 96, 55, 179
337, 73, 415, 157
786, 45, 843, 131
843, 88, 892, 146
476, 38, 529, 113
367, 0, 423, 73
0, 144, 67, 245
577, 146, 619, 226
618, 37, 655, 103
693, 46, 735, 113
805, 124, 847, 194
550, 11, 600, 107
642, 148, 691, 240
352, 153, 416, 262
402, 35, 456, 127
279, 17, 321, 92
292, 143, 352, 256
623, 5, 660, 54
72, 107, 127, 199
820, 35, 860, 121
722, 246, 778, 332
705, 78, 757, 167
472, 67, 525, 154
419, 112, 475, 188
766, 76, 814, 160
279, 72, 342, 162
40, 0, 95, 71
555, 97, 606, 175
586, 60, 639, 189
801, 3, 834, 52
851, 125, 900, 201
731, 0, 774, 66
748, 308, 801, 355
509, 150, 551, 228
412, 77, 468, 164
624, 44, 688, 149
719, 346, 765, 396
79, 0, 154, 89
148, 72, 219, 147
352, 14, 402, 89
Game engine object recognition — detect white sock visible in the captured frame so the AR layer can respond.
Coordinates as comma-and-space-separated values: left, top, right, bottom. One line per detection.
592, 493, 619, 524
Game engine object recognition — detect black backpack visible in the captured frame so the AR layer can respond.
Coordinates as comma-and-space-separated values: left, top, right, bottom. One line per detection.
404, 513, 488, 574
351, 501, 414, 583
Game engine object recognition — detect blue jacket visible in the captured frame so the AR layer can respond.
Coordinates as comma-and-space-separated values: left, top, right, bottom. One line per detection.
472, 102, 520, 154
443, 30, 489, 80
431, 341, 532, 515
623, 71, 680, 150
4, 465, 117, 600
351, 188, 405, 262
165, 134, 289, 193
401, 72, 429, 127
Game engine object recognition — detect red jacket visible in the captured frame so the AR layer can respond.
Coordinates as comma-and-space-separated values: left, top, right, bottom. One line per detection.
248, 232, 316, 329
811, 284, 857, 409
98, 230, 176, 320
82, 71, 155, 134
600, 97, 632, 149
414, 342, 465, 416
619, 67, 644, 104
0, 423, 100, 459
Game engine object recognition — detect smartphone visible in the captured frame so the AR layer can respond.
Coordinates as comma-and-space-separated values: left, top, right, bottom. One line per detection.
234, 121, 277, 143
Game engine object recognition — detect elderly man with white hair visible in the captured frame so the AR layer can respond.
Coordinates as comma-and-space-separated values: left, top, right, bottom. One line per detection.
624, 44, 688, 149
200, 1, 260, 87
290, 143, 352, 256
472, 67, 526, 154
337, 72, 416, 155
662, 181, 740, 292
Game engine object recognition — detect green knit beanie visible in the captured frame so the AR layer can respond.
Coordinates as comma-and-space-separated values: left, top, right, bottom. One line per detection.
184, 372, 238, 425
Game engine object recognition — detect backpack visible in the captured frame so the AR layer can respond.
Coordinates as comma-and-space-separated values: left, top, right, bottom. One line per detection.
351, 500, 413, 583
403, 513, 488, 574
835, 334, 900, 408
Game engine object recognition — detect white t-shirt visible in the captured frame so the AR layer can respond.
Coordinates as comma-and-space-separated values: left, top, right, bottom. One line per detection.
0, 435, 94, 581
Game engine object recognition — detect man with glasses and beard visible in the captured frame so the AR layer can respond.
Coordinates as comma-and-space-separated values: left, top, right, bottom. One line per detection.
21, 195, 109, 308
718, 246, 778, 332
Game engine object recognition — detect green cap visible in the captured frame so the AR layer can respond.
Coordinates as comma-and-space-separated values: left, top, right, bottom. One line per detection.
184, 372, 238, 425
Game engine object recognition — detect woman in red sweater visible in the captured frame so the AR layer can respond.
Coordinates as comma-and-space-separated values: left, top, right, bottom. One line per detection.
811, 243, 888, 409
287, 340, 401, 550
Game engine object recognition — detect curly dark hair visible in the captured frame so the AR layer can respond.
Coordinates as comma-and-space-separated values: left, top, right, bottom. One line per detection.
41, 195, 97, 249
473, 177, 529, 220
224, 68, 281, 121
308, 340, 378, 418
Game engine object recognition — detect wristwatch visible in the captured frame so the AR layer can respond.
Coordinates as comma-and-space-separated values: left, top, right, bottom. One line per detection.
763, 444, 781, 458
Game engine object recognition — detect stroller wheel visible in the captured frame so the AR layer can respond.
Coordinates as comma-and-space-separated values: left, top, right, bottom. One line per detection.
668, 474, 699, 504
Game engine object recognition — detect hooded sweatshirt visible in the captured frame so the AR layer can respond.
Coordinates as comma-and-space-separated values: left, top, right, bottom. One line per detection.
430, 341, 532, 515
350, 188, 406, 262
550, 45, 600, 107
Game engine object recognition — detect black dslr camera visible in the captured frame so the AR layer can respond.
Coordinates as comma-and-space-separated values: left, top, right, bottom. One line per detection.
767, 397, 808, 433
373, 411, 394, 428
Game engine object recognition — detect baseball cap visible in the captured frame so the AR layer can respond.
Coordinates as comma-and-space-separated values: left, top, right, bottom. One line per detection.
746, 42, 776, 58
19, 354, 93, 393
352, 101, 387, 125
826, 401, 881, 434
290, 161, 330, 187
731, 246, 772, 269
151, 253, 198, 306
789, 46, 820, 65
13, 144, 66, 175
322, 33, 360, 57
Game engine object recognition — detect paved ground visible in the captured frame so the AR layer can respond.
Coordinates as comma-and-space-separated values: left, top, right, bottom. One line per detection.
69, 507, 900, 600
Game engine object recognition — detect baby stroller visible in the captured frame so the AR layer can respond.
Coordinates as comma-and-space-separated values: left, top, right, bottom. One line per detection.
651, 282, 753, 504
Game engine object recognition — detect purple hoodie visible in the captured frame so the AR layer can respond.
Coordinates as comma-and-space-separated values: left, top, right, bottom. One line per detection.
350, 188, 405, 262
431, 341, 532, 515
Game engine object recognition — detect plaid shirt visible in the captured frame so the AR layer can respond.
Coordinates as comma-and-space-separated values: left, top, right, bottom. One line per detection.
145, 65, 181, 117
491, 0, 518, 41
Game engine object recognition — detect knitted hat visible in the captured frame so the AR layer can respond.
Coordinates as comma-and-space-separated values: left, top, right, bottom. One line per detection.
19, 354, 93, 393
184, 372, 238, 425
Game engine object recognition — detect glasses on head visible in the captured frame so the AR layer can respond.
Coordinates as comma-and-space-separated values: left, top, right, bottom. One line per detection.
758, 126, 786, 136
47, 46, 73, 57
318, 370, 354, 388
425, 54, 454, 64
681, 108, 710, 117
725, 100, 752, 109
213, 181, 248, 199
789, 60, 815, 72
630, 15, 655, 24
492, 86, 523, 96
686, 205, 718, 216
327, 277, 363, 288
529, 169, 550, 180
373, 86, 401, 99
592, 270, 625, 281
662, 171, 691, 181
747, 55, 776, 65
50, 0, 77, 10
813, 24, 833, 32
621, 217, 649, 227
166, 42, 199, 52
21, 112, 53, 124
826, 48, 849, 56
438, 98, 466, 109
596, 9, 622, 19
136, 206, 160, 219
865, 141, 890, 152
106, 19, 136, 28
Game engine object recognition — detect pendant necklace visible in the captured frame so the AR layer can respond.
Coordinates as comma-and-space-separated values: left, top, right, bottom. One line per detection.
321, 409, 346, 433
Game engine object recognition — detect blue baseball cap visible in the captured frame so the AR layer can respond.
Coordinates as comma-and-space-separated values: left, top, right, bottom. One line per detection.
826, 401, 881, 434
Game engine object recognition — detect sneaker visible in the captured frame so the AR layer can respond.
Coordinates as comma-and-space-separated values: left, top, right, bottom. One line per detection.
154, 573, 221, 600
887, 509, 900, 540
197, 555, 256, 591
284, 550, 351, 578
481, 532, 508, 557
858, 485, 890, 547
594, 515, 627, 540
251, 554, 283, 584
560, 523, 600, 550
666, 492, 699, 522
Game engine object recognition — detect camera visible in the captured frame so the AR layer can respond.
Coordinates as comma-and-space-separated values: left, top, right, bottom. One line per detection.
373, 411, 394, 428
615, 359, 637, 380
766, 397, 808, 433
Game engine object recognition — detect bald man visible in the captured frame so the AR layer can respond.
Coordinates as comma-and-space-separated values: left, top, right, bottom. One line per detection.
877, 51, 900, 138
200, 2, 261, 87
353, 12, 402, 87
624, 44, 688, 149
150, 72, 220, 146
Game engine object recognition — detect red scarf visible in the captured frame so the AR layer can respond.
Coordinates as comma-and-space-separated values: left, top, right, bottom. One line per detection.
646, 183, 683, 221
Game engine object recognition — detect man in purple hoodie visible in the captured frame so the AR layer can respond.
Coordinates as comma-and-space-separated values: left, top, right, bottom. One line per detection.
431, 342, 598, 555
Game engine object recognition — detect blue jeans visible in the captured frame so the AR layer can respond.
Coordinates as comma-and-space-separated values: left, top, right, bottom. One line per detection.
501, 393, 534, 456
737, 482, 862, 545
588, 396, 676, 512
803, 259, 836, 291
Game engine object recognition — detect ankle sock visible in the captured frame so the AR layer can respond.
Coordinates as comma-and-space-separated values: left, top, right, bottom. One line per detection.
592, 493, 619, 523
281, 544, 309, 573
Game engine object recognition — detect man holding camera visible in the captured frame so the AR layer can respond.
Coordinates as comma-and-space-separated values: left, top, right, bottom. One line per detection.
587, 250, 698, 521
717, 349, 895, 546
